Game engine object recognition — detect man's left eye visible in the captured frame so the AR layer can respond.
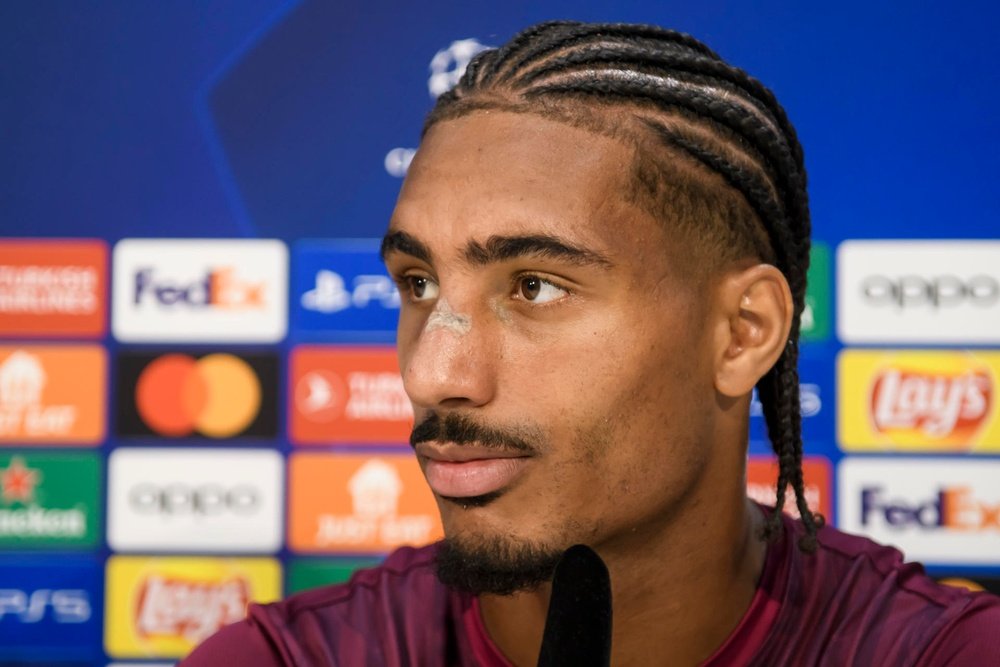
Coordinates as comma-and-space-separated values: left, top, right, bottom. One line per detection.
516, 276, 568, 303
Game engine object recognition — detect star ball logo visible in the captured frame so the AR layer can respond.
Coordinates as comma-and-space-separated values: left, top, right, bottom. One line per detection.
117, 352, 277, 439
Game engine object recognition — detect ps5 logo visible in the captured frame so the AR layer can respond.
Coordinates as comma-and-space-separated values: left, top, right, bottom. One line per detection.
301, 270, 400, 314
0, 588, 91, 623
751, 383, 821, 418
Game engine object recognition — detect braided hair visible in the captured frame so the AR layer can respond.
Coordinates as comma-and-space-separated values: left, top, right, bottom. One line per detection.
424, 21, 822, 551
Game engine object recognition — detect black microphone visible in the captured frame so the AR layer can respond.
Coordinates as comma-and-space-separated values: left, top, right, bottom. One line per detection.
536, 544, 613, 667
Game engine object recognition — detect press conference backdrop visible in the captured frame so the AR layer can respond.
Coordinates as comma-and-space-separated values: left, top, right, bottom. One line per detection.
1, 2, 998, 664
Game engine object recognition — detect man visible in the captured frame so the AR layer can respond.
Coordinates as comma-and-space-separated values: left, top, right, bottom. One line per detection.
183, 20, 1000, 666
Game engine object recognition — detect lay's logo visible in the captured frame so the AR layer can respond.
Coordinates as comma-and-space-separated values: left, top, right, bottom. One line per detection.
135, 574, 248, 643
839, 351, 1000, 451
104, 555, 280, 658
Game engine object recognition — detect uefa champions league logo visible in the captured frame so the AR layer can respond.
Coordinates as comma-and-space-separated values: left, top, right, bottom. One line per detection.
428, 38, 490, 98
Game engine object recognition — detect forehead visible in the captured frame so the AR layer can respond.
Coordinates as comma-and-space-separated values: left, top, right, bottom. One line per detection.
389, 111, 661, 257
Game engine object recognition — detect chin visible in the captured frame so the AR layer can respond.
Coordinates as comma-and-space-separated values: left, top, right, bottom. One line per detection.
434, 531, 564, 596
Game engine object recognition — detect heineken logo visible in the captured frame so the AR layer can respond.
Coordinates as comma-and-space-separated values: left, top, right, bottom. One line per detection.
1, 456, 40, 503
0, 453, 99, 547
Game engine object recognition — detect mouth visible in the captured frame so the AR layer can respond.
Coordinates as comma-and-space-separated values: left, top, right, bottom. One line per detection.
415, 442, 532, 499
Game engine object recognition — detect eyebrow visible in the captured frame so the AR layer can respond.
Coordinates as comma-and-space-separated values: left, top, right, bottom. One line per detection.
381, 231, 433, 264
381, 230, 613, 269
464, 234, 613, 268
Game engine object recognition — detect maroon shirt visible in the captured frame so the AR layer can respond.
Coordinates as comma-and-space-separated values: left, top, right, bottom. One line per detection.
181, 513, 1000, 666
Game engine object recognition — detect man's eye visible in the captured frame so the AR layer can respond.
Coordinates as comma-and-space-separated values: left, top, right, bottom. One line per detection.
406, 275, 439, 301
516, 276, 567, 304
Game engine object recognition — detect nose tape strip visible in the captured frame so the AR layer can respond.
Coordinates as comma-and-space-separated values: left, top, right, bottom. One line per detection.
425, 298, 472, 335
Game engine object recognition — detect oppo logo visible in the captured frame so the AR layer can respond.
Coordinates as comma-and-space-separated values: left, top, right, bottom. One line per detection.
128, 483, 259, 515
861, 275, 999, 309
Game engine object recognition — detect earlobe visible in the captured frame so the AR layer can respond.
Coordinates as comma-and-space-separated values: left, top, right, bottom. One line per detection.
714, 265, 793, 398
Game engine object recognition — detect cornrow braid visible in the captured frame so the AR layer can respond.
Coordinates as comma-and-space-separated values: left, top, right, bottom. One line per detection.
424, 21, 821, 551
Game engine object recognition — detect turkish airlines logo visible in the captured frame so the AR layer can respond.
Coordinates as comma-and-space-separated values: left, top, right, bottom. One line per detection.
107, 448, 282, 552
0, 239, 107, 337
0, 345, 105, 444
838, 458, 1000, 565
117, 352, 277, 439
838, 240, 1000, 344
839, 350, 1000, 451
112, 239, 287, 343
870, 368, 992, 442
289, 346, 412, 444
745, 456, 831, 519
288, 453, 442, 553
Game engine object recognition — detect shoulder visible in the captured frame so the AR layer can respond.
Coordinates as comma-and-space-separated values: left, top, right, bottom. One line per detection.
769, 514, 1000, 664
180, 544, 462, 667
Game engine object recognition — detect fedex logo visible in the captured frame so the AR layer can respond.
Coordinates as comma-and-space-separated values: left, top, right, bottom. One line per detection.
861, 486, 1000, 531
839, 458, 1000, 565
0, 588, 90, 623
113, 239, 287, 343
133, 267, 264, 309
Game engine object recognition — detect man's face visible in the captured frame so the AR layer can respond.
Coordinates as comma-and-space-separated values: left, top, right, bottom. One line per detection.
384, 111, 722, 583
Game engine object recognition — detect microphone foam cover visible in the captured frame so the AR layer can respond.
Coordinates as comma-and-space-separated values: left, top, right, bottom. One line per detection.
536, 544, 612, 667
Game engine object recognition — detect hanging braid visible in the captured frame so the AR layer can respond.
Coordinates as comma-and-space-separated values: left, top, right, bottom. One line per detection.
424, 21, 822, 551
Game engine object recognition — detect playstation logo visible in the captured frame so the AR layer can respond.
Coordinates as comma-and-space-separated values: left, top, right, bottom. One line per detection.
301, 271, 400, 314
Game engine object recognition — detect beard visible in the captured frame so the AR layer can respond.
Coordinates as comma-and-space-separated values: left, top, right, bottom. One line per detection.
435, 534, 564, 596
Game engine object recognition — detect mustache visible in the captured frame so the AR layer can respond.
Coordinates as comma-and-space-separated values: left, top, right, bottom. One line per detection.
410, 412, 542, 455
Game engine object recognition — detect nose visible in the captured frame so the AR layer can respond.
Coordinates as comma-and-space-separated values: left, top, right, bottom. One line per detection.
400, 301, 497, 410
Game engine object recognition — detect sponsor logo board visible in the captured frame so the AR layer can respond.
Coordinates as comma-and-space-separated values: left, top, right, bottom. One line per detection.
0, 345, 105, 444
0, 239, 107, 338
292, 240, 400, 340
112, 238, 287, 343
286, 558, 380, 594
108, 448, 283, 553
289, 346, 412, 444
117, 351, 277, 439
0, 555, 102, 662
935, 576, 1000, 596
750, 353, 832, 447
801, 243, 830, 342
838, 458, 1000, 565
838, 240, 1000, 343
0, 452, 100, 548
104, 555, 280, 658
838, 350, 1000, 451
746, 456, 832, 519
288, 452, 442, 553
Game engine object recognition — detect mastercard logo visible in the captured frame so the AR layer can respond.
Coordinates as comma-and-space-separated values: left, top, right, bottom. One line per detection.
118, 352, 278, 439
136, 354, 259, 437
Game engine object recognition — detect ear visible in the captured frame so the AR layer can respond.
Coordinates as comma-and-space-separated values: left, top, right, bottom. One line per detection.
713, 264, 793, 398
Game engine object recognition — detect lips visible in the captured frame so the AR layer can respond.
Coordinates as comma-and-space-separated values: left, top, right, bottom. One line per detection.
416, 443, 531, 498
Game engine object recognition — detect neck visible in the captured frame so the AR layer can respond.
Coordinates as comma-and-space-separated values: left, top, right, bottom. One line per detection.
479, 493, 768, 667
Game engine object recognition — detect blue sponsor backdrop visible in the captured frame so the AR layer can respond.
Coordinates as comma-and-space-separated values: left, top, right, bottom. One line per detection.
1, 1, 998, 664
0, 556, 103, 663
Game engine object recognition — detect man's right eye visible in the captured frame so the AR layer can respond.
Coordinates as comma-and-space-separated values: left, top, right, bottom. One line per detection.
405, 275, 439, 301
